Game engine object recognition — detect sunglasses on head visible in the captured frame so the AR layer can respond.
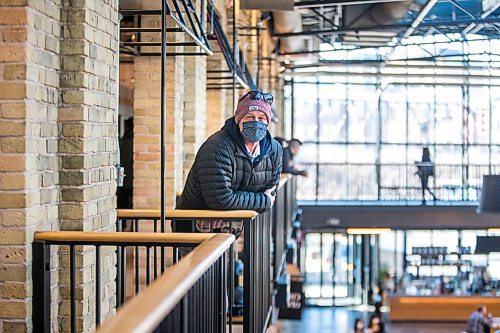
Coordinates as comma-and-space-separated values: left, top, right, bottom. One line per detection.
239, 91, 274, 105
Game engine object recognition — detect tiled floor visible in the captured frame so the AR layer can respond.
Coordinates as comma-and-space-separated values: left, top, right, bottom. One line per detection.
279, 307, 466, 333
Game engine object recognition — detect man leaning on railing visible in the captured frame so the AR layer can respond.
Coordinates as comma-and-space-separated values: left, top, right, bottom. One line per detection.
173, 90, 283, 236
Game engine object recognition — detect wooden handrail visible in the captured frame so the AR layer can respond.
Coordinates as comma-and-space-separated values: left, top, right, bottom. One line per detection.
117, 209, 258, 219
116, 209, 161, 218
279, 174, 291, 190
117, 176, 291, 220
34, 231, 215, 245
96, 233, 235, 333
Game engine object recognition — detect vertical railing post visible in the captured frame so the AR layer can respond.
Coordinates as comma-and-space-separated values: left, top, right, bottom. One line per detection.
33, 241, 51, 333
243, 212, 274, 333
221, 252, 227, 333
228, 228, 235, 332
243, 217, 253, 333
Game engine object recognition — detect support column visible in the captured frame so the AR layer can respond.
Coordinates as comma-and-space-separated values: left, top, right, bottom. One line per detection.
59, 0, 120, 330
183, 0, 207, 182
133, 15, 184, 210
0, 2, 60, 331
206, 50, 227, 137
205, 0, 229, 135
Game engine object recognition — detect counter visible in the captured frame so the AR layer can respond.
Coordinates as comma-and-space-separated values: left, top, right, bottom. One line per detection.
389, 295, 500, 322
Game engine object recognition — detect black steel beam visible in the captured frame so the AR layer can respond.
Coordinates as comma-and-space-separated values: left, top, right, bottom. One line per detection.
121, 41, 199, 46
120, 27, 182, 32
273, 16, 500, 37
132, 52, 209, 56
119, 0, 213, 57
277, 37, 499, 56
207, 69, 232, 73
120, 9, 162, 15
207, 76, 236, 80
295, 0, 406, 7
288, 61, 490, 70
310, 7, 339, 28
299, 204, 500, 230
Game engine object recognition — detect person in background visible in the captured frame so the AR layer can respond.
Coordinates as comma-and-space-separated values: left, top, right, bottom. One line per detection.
466, 304, 493, 333
174, 91, 282, 236
117, 117, 133, 209
367, 314, 384, 333
415, 147, 437, 204
373, 284, 383, 316
352, 318, 366, 333
274, 137, 308, 176
383, 272, 395, 294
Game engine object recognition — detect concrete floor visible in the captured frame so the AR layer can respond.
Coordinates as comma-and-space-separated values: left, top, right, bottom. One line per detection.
279, 307, 466, 333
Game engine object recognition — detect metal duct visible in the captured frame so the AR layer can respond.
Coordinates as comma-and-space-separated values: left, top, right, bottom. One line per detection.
241, 0, 294, 11
344, 1, 413, 28
239, 0, 305, 53
273, 10, 306, 53
342, 1, 413, 46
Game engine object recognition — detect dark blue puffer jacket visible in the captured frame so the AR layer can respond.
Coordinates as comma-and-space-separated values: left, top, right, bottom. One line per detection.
174, 117, 282, 231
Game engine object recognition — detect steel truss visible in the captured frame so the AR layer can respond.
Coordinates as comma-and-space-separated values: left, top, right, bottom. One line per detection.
276, 0, 499, 56
206, 5, 254, 90
119, 0, 213, 58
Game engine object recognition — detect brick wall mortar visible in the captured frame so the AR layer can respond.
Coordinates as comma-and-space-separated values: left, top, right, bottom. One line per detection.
206, 55, 227, 137
58, 0, 119, 331
133, 13, 185, 211
0, 1, 62, 331
182, 0, 206, 181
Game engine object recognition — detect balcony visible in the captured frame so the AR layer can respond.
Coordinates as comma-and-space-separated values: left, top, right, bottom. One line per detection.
32, 175, 298, 332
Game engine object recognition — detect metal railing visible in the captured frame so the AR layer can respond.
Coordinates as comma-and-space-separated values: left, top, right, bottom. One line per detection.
32, 232, 233, 333
297, 163, 500, 202
96, 233, 234, 333
115, 175, 298, 333
32, 175, 298, 333
116, 209, 256, 331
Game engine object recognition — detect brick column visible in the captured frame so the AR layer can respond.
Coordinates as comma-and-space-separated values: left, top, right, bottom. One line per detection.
205, 2, 228, 137
206, 74, 227, 137
224, 5, 242, 120
183, 1, 207, 180
0, 2, 61, 331
133, 15, 185, 210
59, 0, 119, 331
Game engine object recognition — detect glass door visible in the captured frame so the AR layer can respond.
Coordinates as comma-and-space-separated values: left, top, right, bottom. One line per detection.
303, 232, 362, 306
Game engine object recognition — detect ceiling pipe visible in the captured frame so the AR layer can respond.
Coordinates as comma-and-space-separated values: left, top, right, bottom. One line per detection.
273, 10, 306, 53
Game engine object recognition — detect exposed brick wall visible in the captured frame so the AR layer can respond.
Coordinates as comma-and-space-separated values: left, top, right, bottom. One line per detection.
0, 0, 283, 332
0, 1, 62, 331
206, 82, 227, 138
205, 2, 228, 138
0, 9, 29, 330
183, 2, 207, 181
133, 56, 185, 210
133, 13, 185, 210
58, 0, 119, 331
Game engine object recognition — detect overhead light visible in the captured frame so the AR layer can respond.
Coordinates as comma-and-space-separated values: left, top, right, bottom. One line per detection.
346, 228, 391, 235
487, 228, 500, 233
